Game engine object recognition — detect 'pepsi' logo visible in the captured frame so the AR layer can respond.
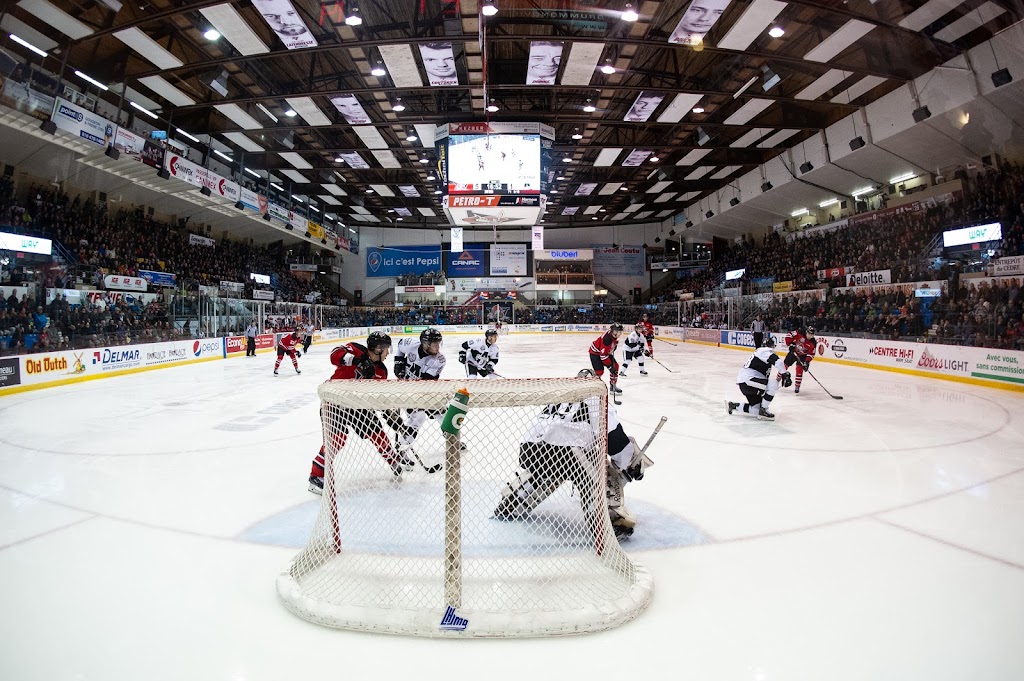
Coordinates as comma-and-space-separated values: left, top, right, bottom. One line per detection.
368, 252, 382, 273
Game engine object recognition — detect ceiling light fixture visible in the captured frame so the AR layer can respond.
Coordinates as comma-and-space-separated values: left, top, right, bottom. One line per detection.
486, 100, 499, 113
571, 128, 583, 140
244, 168, 261, 178
284, 109, 297, 117
601, 60, 615, 75
562, 156, 573, 163
768, 26, 785, 38
392, 98, 406, 112
371, 63, 386, 77
130, 101, 158, 119
481, 0, 498, 17
203, 28, 220, 41
649, 156, 660, 162
622, 3, 639, 21
345, 7, 363, 26
256, 103, 278, 123
176, 128, 200, 143
419, 158, 430, 164
365, 188, 374, 193
427, 174, 436, 180
692, 106, 705, 114
74, 70, 108, 91
733, 75, 758, 99
556, 175, 566, 180
434, 189, 442, 194
407, 130, 418, 142
8, 34, 48, 58
271, 182, 284, 191
213, 149, 233, 162
583, 99, 596, 113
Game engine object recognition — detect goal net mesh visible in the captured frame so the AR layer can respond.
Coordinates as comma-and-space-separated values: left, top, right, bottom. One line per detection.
277, 377, 653, 637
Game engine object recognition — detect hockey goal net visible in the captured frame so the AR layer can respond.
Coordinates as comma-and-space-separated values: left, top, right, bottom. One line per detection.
277, 377, 653, 637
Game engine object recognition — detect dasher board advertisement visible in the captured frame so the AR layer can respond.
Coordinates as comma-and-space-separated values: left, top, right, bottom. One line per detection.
50, 97, 115, 147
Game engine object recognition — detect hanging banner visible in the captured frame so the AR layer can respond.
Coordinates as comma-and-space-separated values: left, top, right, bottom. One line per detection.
668, 0, 733, 46
163, 154, 239, 202
189, 233, 216, 247
451, 227, 464, 253
526, 41, 564, 85
624, 92, 664, 123
141, 140, 165, 168
113, 128, 145, 157
591, 244, 644, 276
532, 225, 544, 250
103, 275, 147, 292
139, 270, 177, 287
447, 245, 486, 277
252, 0, 318, 50
490, 244, 528, 276
50, 97, 116, 147
419, 42, 459, 86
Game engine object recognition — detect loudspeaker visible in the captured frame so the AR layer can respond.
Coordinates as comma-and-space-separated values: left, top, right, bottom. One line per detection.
104, 146, 120, 160
799, 161, 813, 174
354, 289, 363, 305
200, 185, 212, 196
761, 181, 772, 192
849, 136, 866, 151
912, 105, 931, 123
991, 68, 1012, 88
730, 197, 740, 207
200, 68, 230, 97
632, 286, 642, 305
856, 200, 867, 211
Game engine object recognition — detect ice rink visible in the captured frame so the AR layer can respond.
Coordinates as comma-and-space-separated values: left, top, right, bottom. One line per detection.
2, 331, 1023, 681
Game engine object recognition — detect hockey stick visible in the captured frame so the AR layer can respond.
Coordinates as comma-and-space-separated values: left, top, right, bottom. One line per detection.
804, 366, 843, 400
640, 416, 667, 453
655, 338, 679, 346
650, 356, 674, 373
413, 451, 442, 474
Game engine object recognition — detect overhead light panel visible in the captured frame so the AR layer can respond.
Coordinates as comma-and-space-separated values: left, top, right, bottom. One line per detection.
819, 198, 839, 207
74, 70, 108, 91
371, 63, 386, 77
791, 208, 808, 216
852, 186, 875, 197
271, 182, 284, 191
130, 101, 158, 119
733, 75, 758, 99
890, 172, 918, 184
176, 128, 200, 143
204, 28, 220, 40
8, 33, 48, 57
213, 149, 232, 162
345, 6, 363, 25
256, 103, 278, 123
244, 167, 261, 178
622, 3, 639, 21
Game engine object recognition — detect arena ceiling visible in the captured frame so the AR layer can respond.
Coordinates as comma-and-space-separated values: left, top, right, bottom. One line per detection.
3, 0, 1020, 236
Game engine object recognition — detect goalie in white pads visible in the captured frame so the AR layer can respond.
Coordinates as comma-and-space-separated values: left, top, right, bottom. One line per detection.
459, 329, 501, 378
727, 335, 791, 421
494, 369, 653, 539
619, 324, 649, 377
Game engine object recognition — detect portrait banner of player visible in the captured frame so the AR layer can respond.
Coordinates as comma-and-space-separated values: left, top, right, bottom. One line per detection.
526, 41, 564, 85
252, 0, 318, 50
667, 0, 733, 46
624, 91, 665, 123
330, 95, 371, 125
419, 42, 459, 86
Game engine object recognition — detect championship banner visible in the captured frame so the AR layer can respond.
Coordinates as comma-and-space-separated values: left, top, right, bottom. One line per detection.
189, 233, 216, 247
139, 270, 177, 287
50, 97, 115, 147
490, 244, 528, 276
451, 227, 464, 253
103, 275, 147, 292
532, 225, 544, 250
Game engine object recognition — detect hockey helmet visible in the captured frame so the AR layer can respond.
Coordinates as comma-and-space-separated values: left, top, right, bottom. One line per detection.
806, 326, 816, 336
367, 331, 392, 353
635, 323, 644, 334
577, 369, 596, 378
763, 334, 777, 348
610, 322, 624, 332
420, 327, 443, 344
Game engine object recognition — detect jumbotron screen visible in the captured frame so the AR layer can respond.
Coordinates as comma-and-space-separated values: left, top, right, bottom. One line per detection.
446, 134, 541, 195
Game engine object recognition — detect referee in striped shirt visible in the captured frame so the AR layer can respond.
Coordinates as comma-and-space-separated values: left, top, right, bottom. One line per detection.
751, 315, 766, 348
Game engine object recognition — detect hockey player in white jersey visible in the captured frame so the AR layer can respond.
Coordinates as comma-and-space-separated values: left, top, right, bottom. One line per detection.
726, 335, 791, 421
494, 369, 653, 539
459, 328, 500, 378
619, 324, 649, 377
393, 328, 451, 454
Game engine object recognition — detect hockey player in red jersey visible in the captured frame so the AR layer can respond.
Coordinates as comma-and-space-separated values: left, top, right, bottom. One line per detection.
782, 326, 817, 394
308, 331, 413, 493
274, 329, 303, 375
589, 322, 624, 395
637, 313, 655, 357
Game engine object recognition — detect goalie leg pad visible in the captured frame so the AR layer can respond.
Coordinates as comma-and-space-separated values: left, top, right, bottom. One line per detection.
494, 467, 564, 520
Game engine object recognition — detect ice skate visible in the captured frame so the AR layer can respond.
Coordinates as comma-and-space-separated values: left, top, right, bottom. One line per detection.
757, 407, 775, 421
308, 476, 323, 494
726, 400, 739, 415
640, 370, 648, 375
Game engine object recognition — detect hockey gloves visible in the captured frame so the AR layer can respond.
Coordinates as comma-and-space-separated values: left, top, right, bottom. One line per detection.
458, 350, 467, 364
355, 356, 376, 379
393, 356, 409, 379
780, 371, 793, 388
643, 348, 652, 357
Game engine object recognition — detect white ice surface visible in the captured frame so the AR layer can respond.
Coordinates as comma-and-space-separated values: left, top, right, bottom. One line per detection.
2, 332, 1023, 680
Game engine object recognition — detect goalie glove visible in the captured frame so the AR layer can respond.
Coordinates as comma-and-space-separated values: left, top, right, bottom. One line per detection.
623, 437, 654, 481
458, 350, 467, 364
779, 371, 793, 388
